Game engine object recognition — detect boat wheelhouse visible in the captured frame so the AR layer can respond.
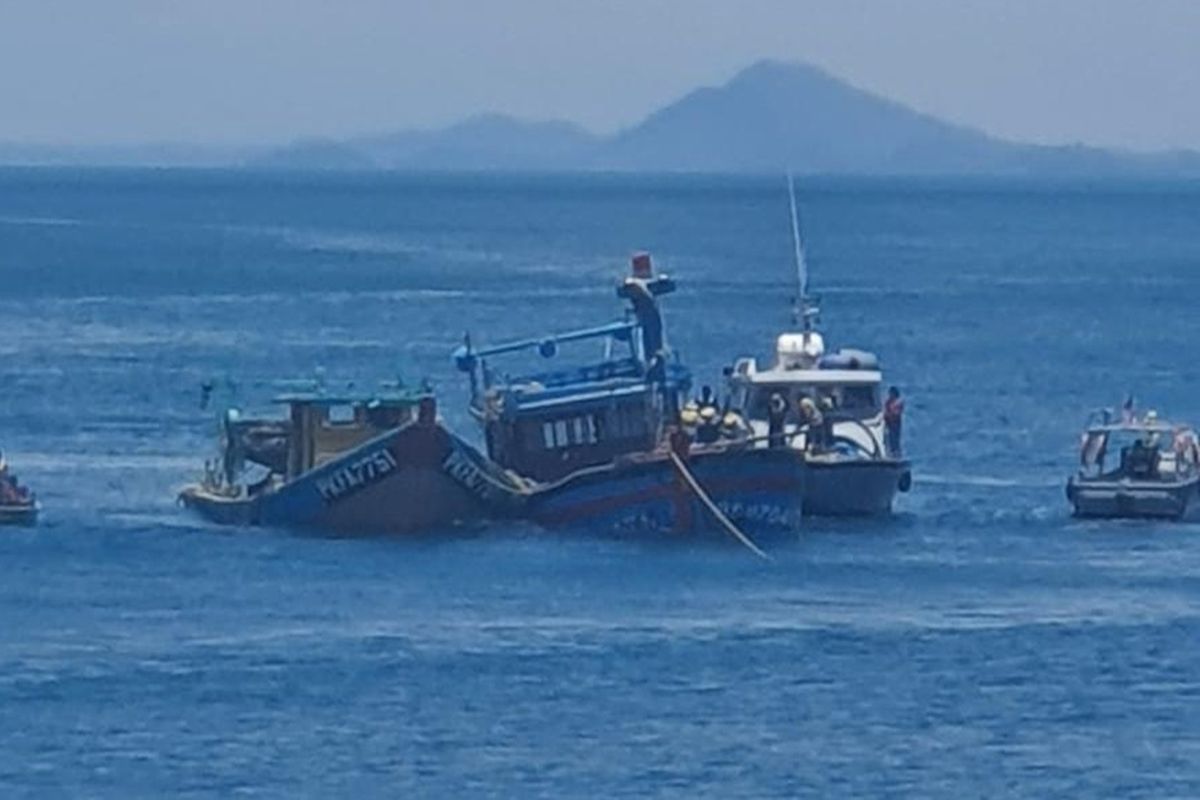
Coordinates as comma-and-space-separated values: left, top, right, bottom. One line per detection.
455, 253, 806, 536
455, 254, 690, 484
1067, 411, 1200, 520
179, 381, 525, 533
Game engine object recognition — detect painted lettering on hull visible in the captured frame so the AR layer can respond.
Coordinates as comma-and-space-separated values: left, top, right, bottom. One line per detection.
315, 448, 399, 503
442, 443, 507, 504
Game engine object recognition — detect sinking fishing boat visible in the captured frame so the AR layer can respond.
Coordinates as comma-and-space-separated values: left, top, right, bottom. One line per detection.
0, 452, 38, 526
179, 383, 527, 534
454, 253, 806, 537
725, 177, 911, 516
1067, 409, 1200, 520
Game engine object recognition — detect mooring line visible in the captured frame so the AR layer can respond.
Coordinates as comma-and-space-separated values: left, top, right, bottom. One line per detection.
667, 450, 772, 562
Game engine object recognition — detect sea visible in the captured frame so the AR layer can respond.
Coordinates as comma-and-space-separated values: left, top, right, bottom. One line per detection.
1, 169, 1199, 797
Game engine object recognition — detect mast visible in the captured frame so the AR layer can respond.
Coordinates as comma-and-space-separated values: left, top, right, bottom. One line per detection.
787, 173, 816, 331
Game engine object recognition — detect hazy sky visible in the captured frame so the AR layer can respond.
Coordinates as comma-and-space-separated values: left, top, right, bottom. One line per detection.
2, 0, 1199, 151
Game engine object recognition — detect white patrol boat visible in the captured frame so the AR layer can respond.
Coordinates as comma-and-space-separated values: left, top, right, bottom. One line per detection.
728, 331, 910, 516
724, 176, 911, 516
1067, 410, 1200, 520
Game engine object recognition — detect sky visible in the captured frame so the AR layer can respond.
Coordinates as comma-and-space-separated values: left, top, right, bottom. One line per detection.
1, 0, 1199, 151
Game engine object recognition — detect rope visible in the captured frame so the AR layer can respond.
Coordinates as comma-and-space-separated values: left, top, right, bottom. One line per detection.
667, 450, 772, 562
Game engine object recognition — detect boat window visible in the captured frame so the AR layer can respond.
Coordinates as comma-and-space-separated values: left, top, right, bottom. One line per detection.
325, 404, 357, 425
554, 420, 569, 448
841, 385, 878, 411
542, 422, 555, 450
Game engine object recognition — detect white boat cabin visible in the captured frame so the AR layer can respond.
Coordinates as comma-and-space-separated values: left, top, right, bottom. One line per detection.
727, 331, 887, 459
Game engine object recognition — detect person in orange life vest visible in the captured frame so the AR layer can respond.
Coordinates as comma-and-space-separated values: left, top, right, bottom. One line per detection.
884, 386, 905, 457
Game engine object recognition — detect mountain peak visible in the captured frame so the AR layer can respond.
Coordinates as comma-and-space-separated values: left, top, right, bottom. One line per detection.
727, 59, 839, 88
244, 60, 1200, 177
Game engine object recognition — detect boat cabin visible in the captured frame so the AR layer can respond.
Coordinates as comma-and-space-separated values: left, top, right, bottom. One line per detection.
730, 332, 883, 421
454, 254, 691, 483
1078, 420, 1199, 481
224, 386, 434, 482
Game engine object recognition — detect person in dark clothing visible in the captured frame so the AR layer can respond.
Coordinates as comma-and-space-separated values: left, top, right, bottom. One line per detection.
767, 392, 787, 449
695, 385, 721, 444
884, 386, 904, 457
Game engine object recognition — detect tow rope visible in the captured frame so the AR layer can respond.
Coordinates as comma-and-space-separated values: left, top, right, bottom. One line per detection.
667, 450, 772, 562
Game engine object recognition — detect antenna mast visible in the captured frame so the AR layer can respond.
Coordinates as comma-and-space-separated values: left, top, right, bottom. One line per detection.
787, 173, 814, 330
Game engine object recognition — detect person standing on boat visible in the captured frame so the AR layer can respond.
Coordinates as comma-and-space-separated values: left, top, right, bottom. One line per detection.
767, 392, 788, 449
695, 385, 721, 444
798, 397, 825, 452
884, 386, 905, 458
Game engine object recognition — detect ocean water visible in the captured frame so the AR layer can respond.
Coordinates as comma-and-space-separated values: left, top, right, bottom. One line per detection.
2, 169, 1200, 797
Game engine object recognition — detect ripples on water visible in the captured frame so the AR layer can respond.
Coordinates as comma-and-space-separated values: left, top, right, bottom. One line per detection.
1, 171, 1199, 796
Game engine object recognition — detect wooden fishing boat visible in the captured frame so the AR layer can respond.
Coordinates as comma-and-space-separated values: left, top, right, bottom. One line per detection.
454, 253, 806, 538
179, 384, 527, 534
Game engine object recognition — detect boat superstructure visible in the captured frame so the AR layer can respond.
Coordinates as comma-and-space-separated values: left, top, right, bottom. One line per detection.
179, 381, 526, 533
455, 253, 806, 535
1067, 411, 1200, 520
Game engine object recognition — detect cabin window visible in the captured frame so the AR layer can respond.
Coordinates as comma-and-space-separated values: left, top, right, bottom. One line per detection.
542, 422, 556, 450
841, 386, 879, 411
554, 420, 569, 448
325, 404, 357, 425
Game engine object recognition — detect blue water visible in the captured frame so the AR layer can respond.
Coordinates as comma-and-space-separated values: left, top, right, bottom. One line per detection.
2, 169, 1200, 797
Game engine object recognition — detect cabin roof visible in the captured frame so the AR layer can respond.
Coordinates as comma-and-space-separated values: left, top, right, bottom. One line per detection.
1086, 422, 1185, 435
737, 367, 882, 386
510, 381, 654, 413
273, 388, 430, 407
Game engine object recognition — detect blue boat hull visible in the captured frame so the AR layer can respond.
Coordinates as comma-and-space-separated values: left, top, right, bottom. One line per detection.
527, 446, 806, 537
0, 502, 38, 527
180, 421, 526, 534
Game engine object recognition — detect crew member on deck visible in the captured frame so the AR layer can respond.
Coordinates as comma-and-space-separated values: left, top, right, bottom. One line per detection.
767, 392, 787, 449
798, 397, 825, 452
695, 385, 721, 445
884, 386, 905, 457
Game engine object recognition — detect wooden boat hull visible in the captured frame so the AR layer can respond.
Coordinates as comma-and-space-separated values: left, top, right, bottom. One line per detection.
180, 421, 526, 535
804, 457, 911, 516
1067, 475, 1200, 520
0, 502, 38, 526
527, 446, 806, 536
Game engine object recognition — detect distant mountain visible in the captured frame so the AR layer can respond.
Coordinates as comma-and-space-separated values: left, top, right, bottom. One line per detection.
0, 141, 260, 168
249, 114, 599, 171
597, 60, 1200, 176
248, 60, 1200, 176
7, 60, 1200, 176
599, 60, 1014, 174
351, 114, 599, 170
